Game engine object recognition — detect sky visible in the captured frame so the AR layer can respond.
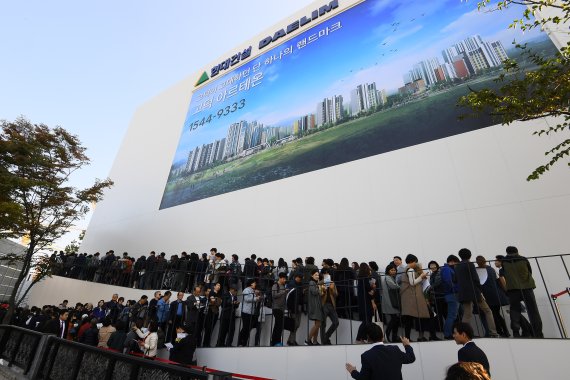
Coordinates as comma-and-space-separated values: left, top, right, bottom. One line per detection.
170, 0, 546, 163
0, 0, 314, 249
0, 0, 547, 249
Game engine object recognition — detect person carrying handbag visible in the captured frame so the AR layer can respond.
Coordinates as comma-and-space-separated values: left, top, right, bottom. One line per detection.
133, 321, 158, 359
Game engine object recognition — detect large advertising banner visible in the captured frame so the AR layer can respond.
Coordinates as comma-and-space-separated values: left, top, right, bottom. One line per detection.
160, 0, 558, 209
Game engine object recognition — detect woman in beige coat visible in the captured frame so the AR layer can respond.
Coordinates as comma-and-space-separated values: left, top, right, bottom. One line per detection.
400, 254, 430, 341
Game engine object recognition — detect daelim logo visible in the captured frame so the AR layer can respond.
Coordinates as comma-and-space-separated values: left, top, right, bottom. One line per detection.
195, 71, 209, 87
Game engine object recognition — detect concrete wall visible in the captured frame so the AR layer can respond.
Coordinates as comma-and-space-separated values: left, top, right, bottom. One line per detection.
194, 338, 570, 380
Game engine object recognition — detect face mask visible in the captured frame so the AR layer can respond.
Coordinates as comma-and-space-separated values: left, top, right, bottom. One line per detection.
177, 333, 187, 339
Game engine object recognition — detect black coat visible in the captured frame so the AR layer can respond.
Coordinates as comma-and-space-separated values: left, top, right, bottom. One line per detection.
454, 260, 482, 303
350, 344, 416, 380
219, 292, 239, 319
169, 334, 197, 365
184, 295, 203, 325
169, 300, 186, 322
42, 318, 68, 338
458, 341, 490, 375
479, 266, 508, 307
107, 330, 127, 351
79, 327, 99, 346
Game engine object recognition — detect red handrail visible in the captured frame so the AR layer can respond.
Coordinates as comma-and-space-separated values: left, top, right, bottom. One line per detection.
551, 288, 570, 299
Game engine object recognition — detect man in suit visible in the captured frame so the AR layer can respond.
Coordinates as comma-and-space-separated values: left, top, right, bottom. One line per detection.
345, 324, 415, 380
42, 309, 69, 339
453, 322, 490, 376
168, 291, 186, 342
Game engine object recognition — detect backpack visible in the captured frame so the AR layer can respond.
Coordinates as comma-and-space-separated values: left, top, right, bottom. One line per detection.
264, 290, 273, 309
285, 288, 296, 312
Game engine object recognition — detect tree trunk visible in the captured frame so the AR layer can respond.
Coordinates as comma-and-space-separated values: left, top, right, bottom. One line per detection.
2, 246, 34, 325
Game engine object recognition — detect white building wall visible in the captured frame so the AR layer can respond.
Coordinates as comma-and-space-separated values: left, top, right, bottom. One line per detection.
80, 0, 570, 290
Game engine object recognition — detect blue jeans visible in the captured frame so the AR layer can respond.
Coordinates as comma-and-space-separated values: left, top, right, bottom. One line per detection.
444, 294, 459, 337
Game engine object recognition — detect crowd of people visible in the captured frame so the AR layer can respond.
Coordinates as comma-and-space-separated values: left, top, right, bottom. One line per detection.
7, 293, 197, 364
5, 245, 544, 377
47, 245, 544, 343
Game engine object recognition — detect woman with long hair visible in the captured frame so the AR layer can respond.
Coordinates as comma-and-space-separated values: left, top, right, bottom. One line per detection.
333, 258, 355, 318
382, 263, 401, 342
355, 263, 376, 342
306, 269, 324, 345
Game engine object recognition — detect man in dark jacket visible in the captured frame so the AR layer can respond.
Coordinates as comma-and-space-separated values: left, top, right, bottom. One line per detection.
42, 309, 69, 339
453, 322, 491, 376
148, 291, 161, 323
216, 286, 240, 347
455, 248, 498, 337
184, 285, 205, 339
145, 251, 157, 290
502, 246, 543, 338
270, 273, 288, 346
346, 324, 415, 380
168, 291, 186, 342
441, 255, 459, 339
104, 294, 121, 324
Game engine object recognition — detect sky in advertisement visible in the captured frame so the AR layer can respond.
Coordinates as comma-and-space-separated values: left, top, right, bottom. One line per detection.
170, 0, 544, 164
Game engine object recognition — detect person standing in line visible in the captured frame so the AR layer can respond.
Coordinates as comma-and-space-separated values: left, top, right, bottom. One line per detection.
381, 263, 401, 343
42, 309, 69, 339
97, 317, 116, 349
345, 324, 415, 380
286, 273, 304, 346
216, 286, 240, 347
148, 290, 161, 324
441, 255, 460, 339
455, 248, 499, 338
237, 278, 260, 346
475, 255, 510, 338
184, 286, 202, 336
320, 268, 339, 345
399, 254, 430, 341
202, 282, 222, 347
501, 246, 543, 338
270, 273, 288, 346
393, 256, 406, 285
306, 269, 324, 345
168, 292, 186, 342
452, 322, 491, 377
156, 291, 171, 334
133, 321, 159, 359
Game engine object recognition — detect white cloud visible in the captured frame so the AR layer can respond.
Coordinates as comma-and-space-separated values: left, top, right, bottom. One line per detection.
440, 5, 543, 45
369, 0, 392, 16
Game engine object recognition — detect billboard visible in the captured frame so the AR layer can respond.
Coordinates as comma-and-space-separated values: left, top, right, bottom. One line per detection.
160, 0, 558, 209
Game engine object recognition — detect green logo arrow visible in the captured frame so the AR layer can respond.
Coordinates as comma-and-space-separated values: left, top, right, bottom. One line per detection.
195, 71, 209, 86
